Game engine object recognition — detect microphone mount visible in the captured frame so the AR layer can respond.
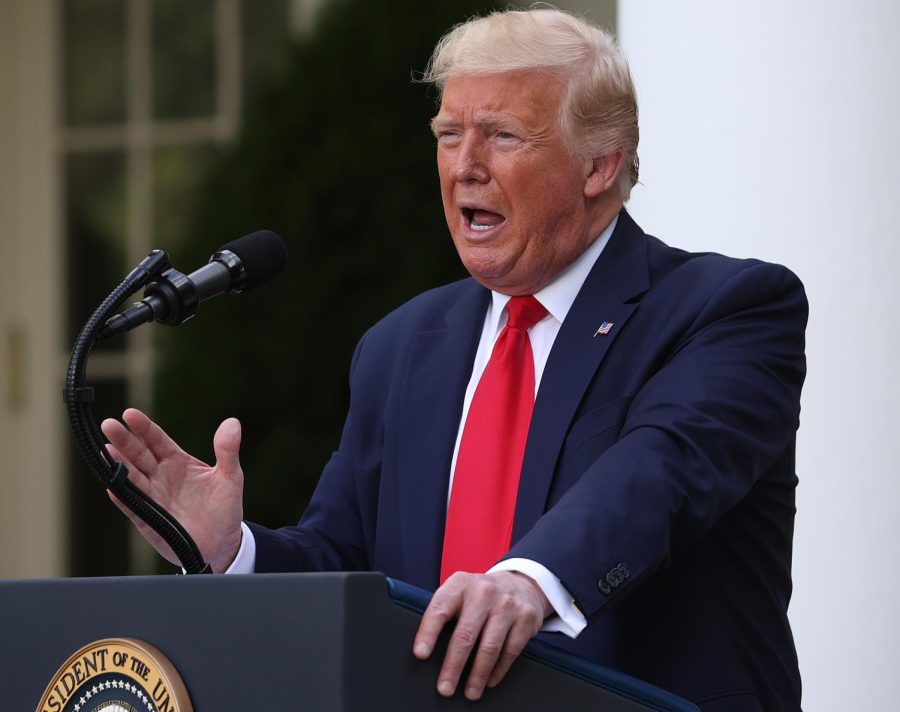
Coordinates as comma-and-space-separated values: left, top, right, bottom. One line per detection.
97, 247, 251, 341
98, 265, 198, 340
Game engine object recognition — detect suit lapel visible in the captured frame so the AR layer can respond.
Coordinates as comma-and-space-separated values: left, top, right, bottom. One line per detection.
396, 284, 490, 589
512, 211, 651, 541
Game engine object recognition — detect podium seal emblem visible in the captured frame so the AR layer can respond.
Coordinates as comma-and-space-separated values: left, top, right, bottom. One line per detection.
35, 638, 193, 712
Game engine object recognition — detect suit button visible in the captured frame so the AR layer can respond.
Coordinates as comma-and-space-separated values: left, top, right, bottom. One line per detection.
598, 579, 611, 595
620, 564, 630, 579
607, 571, 619, 588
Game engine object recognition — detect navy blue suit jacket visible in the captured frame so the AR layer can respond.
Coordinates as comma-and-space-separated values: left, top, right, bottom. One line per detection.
249, 211, 806, 711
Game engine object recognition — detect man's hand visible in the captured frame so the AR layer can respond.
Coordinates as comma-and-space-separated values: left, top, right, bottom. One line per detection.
413, 571, 552, 701
100, 408, 245, 573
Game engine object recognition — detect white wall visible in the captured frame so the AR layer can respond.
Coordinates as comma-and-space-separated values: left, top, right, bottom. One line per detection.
618, 2, 900, 709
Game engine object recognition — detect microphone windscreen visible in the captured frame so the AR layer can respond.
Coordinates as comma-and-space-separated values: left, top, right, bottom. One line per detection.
219, 230, 288, 292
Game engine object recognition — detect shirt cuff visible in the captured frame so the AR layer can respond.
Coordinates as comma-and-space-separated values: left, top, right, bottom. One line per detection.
223, 521, 257, 574
488, 558, 587, 638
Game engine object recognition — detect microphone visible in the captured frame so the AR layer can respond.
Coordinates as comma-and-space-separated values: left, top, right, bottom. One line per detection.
99, 230, 287, 340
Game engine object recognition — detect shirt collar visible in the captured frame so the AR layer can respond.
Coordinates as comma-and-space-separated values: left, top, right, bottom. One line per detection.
488, 214, 619, 330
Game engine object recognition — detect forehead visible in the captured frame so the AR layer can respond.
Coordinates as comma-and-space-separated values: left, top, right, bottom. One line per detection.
434, 71, 566, 127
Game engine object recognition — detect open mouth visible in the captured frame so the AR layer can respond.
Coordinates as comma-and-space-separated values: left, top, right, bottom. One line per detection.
462, 207, 506, 233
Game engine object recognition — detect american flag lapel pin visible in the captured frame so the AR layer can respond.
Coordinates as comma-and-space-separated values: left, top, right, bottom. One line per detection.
593, 321, 614, 337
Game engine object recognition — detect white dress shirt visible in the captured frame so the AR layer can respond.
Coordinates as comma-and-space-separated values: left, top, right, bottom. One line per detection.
229, 216, 619, 639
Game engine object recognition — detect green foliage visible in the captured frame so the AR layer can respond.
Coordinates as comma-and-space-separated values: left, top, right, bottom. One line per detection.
155, 0, 502, 528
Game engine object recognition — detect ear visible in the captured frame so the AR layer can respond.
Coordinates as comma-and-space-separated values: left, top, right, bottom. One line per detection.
584, 149, 625, 198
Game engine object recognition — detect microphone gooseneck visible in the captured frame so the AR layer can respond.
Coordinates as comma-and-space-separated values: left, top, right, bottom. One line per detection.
65, 231, 286, 574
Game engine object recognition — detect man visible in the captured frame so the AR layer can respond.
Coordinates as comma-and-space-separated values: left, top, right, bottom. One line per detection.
101, 9, 806, 711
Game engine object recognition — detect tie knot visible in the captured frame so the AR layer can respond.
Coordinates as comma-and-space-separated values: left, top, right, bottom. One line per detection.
505, 296, 547, 331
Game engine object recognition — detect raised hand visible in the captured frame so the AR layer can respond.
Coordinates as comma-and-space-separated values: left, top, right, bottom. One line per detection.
100, 408, 245, 573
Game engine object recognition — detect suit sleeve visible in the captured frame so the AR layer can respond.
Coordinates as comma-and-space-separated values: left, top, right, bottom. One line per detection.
504, 260, 808, 620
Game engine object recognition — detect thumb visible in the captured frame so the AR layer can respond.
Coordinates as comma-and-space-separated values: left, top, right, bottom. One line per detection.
213, 417, 242, 474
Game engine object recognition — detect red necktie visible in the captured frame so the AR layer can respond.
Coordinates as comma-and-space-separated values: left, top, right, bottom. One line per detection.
440, 296, 547, 583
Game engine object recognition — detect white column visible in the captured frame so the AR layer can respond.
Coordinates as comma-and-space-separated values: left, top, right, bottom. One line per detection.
618, 2, 900, 709
0, 0, 65, 578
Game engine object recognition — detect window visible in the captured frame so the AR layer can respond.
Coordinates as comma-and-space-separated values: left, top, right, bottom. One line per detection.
61, 0, 291, 574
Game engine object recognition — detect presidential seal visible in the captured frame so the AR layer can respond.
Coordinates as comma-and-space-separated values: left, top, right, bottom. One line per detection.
36, 638, 193, 712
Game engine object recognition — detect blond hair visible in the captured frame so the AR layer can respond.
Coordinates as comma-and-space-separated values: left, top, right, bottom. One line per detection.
422, 7, 639, 199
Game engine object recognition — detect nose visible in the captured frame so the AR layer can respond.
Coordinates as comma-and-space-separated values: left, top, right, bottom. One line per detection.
452, 133, 490, 183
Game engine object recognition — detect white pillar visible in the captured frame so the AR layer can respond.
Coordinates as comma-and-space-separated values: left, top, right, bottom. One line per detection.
0, 0, 65, 578
618, 2, 900, 709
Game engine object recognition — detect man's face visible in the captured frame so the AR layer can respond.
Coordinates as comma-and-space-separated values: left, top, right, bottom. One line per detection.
433, 71, 596, 295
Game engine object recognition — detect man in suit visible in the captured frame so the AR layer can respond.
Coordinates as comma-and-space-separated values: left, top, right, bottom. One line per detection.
102, 8, 806, 710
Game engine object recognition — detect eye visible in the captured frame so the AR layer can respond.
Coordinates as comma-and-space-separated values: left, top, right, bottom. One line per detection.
436, 130, 462, 147
492, 130, 521, 148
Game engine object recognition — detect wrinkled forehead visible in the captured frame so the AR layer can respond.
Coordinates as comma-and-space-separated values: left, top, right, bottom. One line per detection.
432, 71, 568, 127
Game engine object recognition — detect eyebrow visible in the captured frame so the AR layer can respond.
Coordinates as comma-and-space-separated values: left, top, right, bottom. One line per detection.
430, 116, 456, 135
430, 112, 527, 136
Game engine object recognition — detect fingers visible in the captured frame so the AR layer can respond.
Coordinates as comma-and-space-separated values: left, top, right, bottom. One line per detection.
485, 617, 533, 688
99, 409, 243, 572
213, 417, 242, 477
437, 592, 490, 697
414, 583, 460, 661
459, 614, 509, 698
101, 408, 210, 483
413, 572, 546, 701
122, 408, 185, 463
101, 416, 161, 479
104, 442, 153, 494
106, 490, 178, 564
107, 489, 135, 520
106, 489, 150, 535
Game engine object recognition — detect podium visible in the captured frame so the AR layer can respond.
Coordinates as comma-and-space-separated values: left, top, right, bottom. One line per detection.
0, 572, 698, 710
